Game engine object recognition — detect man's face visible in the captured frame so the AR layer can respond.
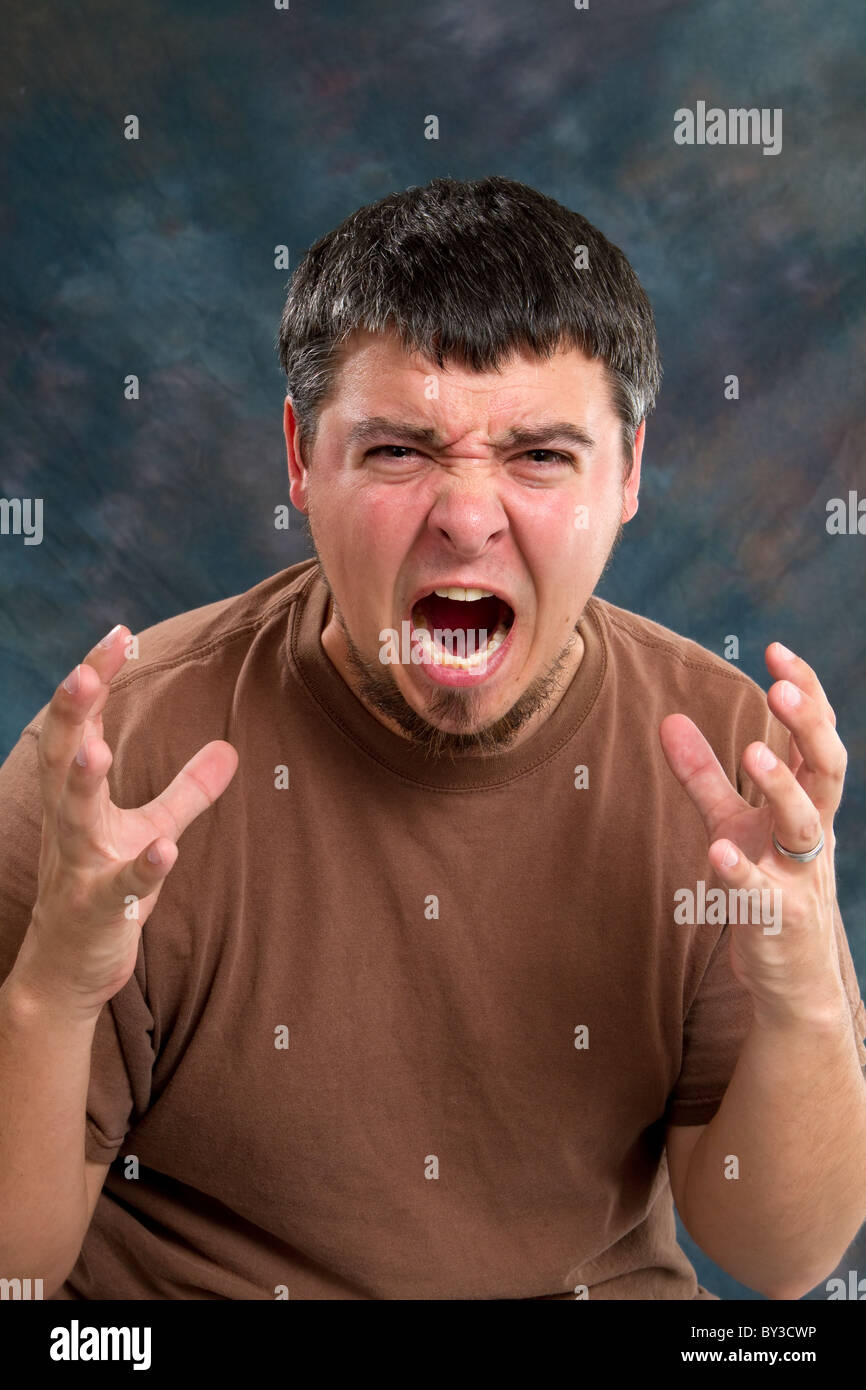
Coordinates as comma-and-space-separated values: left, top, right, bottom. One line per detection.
285, 328, 643, 755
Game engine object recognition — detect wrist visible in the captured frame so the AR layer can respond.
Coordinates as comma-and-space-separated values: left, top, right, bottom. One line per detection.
750, 985, 852, 1037
1, 963, 104, 1031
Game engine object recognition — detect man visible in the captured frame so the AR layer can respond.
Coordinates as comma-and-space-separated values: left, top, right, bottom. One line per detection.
0, 175, 864, 1301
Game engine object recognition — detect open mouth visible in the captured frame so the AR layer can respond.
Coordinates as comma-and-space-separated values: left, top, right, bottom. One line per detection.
410, 586, 515, 670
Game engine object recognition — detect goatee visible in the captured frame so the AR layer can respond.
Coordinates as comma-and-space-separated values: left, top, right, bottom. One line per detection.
320, 574, 582, 761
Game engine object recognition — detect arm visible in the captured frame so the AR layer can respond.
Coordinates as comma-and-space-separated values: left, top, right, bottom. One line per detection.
0, 624, 237, 1293
0, 972, 110, 1293
672, 1006, 866, 1300
660, 641, 866, 1302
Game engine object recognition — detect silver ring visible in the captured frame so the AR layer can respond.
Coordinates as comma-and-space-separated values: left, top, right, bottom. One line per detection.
772, 830, 824, 863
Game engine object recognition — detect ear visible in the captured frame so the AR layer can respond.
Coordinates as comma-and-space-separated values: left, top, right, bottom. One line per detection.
621, 419, 645, 523
284, 397, 310, 514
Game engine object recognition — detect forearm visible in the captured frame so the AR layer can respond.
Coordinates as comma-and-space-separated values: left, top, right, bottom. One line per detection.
0, 964, 98, 1287
679, 997, 866, 1300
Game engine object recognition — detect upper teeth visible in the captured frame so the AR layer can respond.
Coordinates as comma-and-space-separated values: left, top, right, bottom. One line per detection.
433, 586, 495, 601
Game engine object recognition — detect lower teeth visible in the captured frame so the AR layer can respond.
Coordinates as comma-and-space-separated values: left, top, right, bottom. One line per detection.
412, 619, 509, 669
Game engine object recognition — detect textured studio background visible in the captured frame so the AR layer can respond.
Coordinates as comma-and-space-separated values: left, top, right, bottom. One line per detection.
1, 0, 864, 1300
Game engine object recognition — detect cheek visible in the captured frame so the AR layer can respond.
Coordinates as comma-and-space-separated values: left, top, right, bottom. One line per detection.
521, 491, 618, 617
358, 494, 419, 578
521, 492, 594, 567
568, 484, 622, 555
319, 483, 402, 547
363, 489, 411, 533
330, 488, 415, 595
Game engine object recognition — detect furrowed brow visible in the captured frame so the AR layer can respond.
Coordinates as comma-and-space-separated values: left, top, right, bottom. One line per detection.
345, 417, 597, 453
346, 417, 445, 448
494, 422, 597, 453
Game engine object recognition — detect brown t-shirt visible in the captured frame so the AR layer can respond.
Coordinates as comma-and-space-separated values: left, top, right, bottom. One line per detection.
0, 559, 863, 1301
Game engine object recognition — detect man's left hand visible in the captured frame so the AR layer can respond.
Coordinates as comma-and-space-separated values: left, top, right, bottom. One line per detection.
659, 641, 849, 1028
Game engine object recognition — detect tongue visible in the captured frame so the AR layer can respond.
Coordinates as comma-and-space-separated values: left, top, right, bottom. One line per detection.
415, 594, 503, 638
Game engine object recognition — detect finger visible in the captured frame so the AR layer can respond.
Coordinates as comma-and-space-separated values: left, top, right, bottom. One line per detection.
765, 680, 847, 816
37, 625, 132, 812
54, 732, 114, 860
765, 643, 837, 726
38, 663, 103, 814
138, 741, 239, 842
706, 839, 782, 936
708, 837, 755, 883
659, 714, 744, 839
79, 624, 131, 737
740, 741, 826, 858
765, 643, 837, 780
91, 836, 180, 920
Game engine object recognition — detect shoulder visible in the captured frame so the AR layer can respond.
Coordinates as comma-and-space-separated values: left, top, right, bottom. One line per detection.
590, 596, 757, 688
586, 596, 785, 786
589, 595, 770, 710
103, 558, 318, 704
22, 560, 320, 739
10, 560, 321, 812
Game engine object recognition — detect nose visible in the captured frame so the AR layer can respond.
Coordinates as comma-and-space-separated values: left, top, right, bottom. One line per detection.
426, 476, 508, 557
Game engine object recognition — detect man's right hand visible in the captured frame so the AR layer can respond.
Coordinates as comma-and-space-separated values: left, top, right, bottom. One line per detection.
11, 623, 238, 1019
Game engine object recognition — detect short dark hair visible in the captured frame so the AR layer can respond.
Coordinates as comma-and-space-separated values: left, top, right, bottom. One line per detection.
276, 175, 661, 476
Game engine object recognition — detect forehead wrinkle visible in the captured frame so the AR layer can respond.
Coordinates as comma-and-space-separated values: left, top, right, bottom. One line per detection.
344, 413, 596, 454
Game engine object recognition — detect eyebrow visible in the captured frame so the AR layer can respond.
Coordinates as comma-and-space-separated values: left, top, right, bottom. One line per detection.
345, 416, 597, 453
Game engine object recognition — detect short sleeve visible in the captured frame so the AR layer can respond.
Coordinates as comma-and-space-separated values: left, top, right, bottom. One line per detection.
665, 690, 866, 1126
0, 722, 155, 1165
664, 923, 752, 1126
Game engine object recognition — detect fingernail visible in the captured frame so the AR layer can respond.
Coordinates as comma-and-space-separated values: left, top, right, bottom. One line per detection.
775, 643, 795, 660
146, 845, 162, 864
75, 738, 89, 767
756, 744, 777, 770
63, 665, 81, 694
722, 846, 738, 868
780, 681, 802, 706
98, 624, 122, 648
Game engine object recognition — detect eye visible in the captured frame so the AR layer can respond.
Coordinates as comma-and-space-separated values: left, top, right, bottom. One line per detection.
365, 446, 573, 470
520, 450, 572, 465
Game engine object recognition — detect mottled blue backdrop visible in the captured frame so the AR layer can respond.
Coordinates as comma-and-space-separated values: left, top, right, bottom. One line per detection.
1, 0, 864, 1299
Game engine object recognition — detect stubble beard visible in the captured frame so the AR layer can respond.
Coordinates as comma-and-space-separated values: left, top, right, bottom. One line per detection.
304, 515, 623, 761
338, 596, 579, 760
